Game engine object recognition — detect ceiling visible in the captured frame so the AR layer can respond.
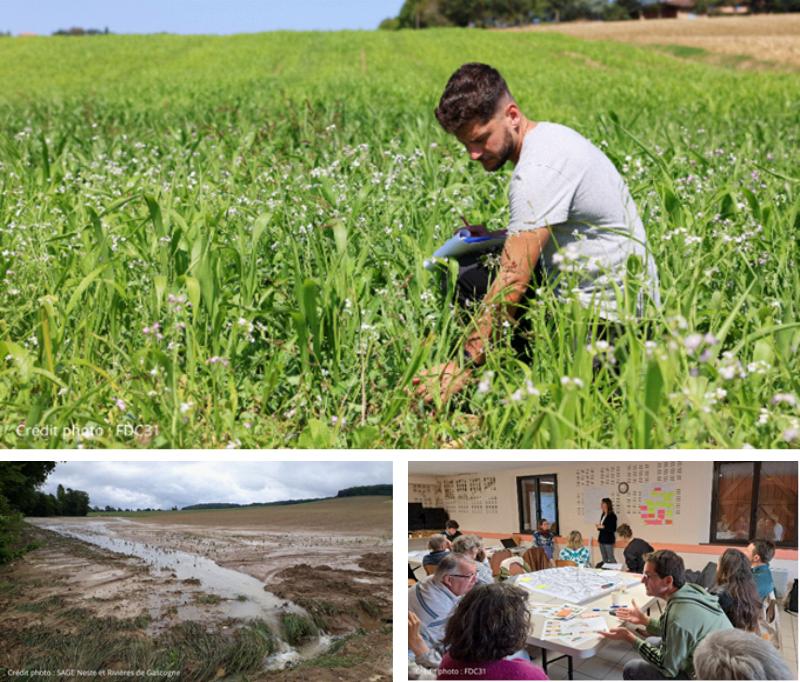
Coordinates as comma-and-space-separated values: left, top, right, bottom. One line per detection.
408, 461, 604, 477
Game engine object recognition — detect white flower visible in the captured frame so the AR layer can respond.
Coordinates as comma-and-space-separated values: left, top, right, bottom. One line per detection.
782, 428, 800, 442
771, 393, 797, 406
115, 399, 126, 411
684, 334, 703, 352
180, 401, 194, 414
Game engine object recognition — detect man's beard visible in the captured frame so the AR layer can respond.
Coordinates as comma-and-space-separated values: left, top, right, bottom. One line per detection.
480, 128, 514, 172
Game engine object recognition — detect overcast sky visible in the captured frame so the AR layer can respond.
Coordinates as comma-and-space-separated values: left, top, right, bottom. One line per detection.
6, 1, 406, 36
40, 461, 392, 510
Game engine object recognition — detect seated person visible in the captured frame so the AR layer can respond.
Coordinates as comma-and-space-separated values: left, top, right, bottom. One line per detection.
693, 628, 793, 680
443, 520, 463, 544
617, 523, 654, 573
745, 539, 775, 600
437, 582, 548, 680
709, 549, 761, 632
408, 553, 478, 649
452, 534, 493, 585
559, 530, 590, 568
599, 549, 732, 680
533, 519, 556, 566
424, 534, 452, 568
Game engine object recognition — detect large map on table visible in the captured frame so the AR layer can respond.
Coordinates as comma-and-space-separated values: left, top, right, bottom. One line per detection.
518, 567, 641, 605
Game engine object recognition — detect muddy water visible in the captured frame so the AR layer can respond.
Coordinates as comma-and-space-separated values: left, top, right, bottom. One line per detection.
28, 518, 334, 671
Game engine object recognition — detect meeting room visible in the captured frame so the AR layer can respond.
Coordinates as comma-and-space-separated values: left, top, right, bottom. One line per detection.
407, 460, 798, 681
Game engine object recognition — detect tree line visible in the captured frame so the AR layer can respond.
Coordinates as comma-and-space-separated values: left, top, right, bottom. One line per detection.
337, 484, 393, 497
0, 462, 58, 563
181, 497, 333, 510
380, 0, 799, 27
30, 484, 91, 517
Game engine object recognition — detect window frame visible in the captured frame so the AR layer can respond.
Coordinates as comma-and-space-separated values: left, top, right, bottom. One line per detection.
708, 459, 800, 549
516, 474, 559, 536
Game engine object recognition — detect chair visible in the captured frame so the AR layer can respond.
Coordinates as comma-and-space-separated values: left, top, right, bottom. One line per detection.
555, 559, 577, 568
408, 579, 416, 586
508, 561, 525, 576
512, 534, 523, 547
490, 550, 512, 577
523, 547, 550, 572
424, 564, 437, 576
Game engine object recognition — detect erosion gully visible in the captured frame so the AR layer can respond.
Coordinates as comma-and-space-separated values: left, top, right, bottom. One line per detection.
27, 518, 335, 670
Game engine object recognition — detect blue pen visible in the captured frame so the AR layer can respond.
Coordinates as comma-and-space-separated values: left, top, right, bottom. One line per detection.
591, 606, 627, 611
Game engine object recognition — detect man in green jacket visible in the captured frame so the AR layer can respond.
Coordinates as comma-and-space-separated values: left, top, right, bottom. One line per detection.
599, 549, 732, 680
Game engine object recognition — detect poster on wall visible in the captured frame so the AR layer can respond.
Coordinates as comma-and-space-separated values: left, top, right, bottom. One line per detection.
583, 486, 610, 525
641, 482, 676, 525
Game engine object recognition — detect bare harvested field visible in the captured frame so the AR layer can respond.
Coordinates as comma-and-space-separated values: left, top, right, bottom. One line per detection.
504, 14, 800, 69
1, 497, 392, 681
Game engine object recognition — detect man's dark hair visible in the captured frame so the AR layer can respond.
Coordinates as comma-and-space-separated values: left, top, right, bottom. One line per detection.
752, 539, 775, 564
617, 524, 633, 539
446, 519, 459, 530
643, 549, 686, 589
435, 63, 514, 134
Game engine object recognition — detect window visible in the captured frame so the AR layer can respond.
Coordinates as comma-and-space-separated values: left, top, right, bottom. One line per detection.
711, 461, 797, 547
517, 475, 559, 535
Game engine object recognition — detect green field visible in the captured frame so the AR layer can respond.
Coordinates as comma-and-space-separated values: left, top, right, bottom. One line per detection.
0, 30, 798, 448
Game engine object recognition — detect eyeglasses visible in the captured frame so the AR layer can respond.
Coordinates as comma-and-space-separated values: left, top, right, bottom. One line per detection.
451, 573, 478, 581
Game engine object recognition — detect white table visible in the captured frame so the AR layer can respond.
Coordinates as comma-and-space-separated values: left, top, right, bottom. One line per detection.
521, 571, 658, 680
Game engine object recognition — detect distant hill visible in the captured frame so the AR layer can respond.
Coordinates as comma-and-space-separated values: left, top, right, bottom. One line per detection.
181, 497, 330, 511
180, 485, 391, 511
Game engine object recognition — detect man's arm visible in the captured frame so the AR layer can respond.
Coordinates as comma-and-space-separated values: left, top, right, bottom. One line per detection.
464, 227, 550, 365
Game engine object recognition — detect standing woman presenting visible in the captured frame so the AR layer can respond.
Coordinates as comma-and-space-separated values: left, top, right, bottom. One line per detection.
595, 498, 617, 565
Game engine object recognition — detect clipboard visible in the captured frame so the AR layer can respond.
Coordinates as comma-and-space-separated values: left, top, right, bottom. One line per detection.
423, 229, 507, 271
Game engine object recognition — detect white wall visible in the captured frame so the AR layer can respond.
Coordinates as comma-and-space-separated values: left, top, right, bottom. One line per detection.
410, 461, 713, 544
408, 461, 797, 587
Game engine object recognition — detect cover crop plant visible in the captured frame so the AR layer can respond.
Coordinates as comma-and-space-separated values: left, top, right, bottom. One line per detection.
0, 31, 798, 448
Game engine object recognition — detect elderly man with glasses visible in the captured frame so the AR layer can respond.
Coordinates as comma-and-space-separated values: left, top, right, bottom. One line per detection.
408, 552, 479, 653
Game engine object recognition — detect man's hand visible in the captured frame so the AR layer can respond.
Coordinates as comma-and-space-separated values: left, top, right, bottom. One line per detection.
408, 611, 430, 657
412, 361, 472, 403
614, 599, 649, 628
598, 627, 636, 644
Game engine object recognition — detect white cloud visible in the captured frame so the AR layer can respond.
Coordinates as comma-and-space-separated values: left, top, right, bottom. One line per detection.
41, 461, 392, 510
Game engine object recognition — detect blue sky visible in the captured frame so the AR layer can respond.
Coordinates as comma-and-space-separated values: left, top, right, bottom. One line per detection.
6, 1, 407, 36
41, 461, 393, 510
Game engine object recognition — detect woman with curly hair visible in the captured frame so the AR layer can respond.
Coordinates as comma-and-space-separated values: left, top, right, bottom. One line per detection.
437, 583, 548, 680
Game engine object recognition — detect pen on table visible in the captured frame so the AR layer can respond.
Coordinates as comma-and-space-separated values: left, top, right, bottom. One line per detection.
591, 607, 628, 611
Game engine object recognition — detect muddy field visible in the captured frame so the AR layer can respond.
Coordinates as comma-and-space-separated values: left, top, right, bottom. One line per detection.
0, 497, 392, 682
505, 14, 800, 69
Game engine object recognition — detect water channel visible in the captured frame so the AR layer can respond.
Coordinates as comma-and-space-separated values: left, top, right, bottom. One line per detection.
28, 518, 334, 670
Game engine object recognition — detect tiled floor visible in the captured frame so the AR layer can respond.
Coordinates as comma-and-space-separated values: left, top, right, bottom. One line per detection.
530, 609, 798, 680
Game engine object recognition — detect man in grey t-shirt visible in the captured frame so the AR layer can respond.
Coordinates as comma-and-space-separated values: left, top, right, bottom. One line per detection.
508, 122, 660, 316
413, 62, 660, 403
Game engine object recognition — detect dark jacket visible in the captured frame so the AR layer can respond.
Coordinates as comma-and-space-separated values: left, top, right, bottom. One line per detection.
422, 549, 450, 567
623, 538, 654, 573
598, 512, 617, 545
